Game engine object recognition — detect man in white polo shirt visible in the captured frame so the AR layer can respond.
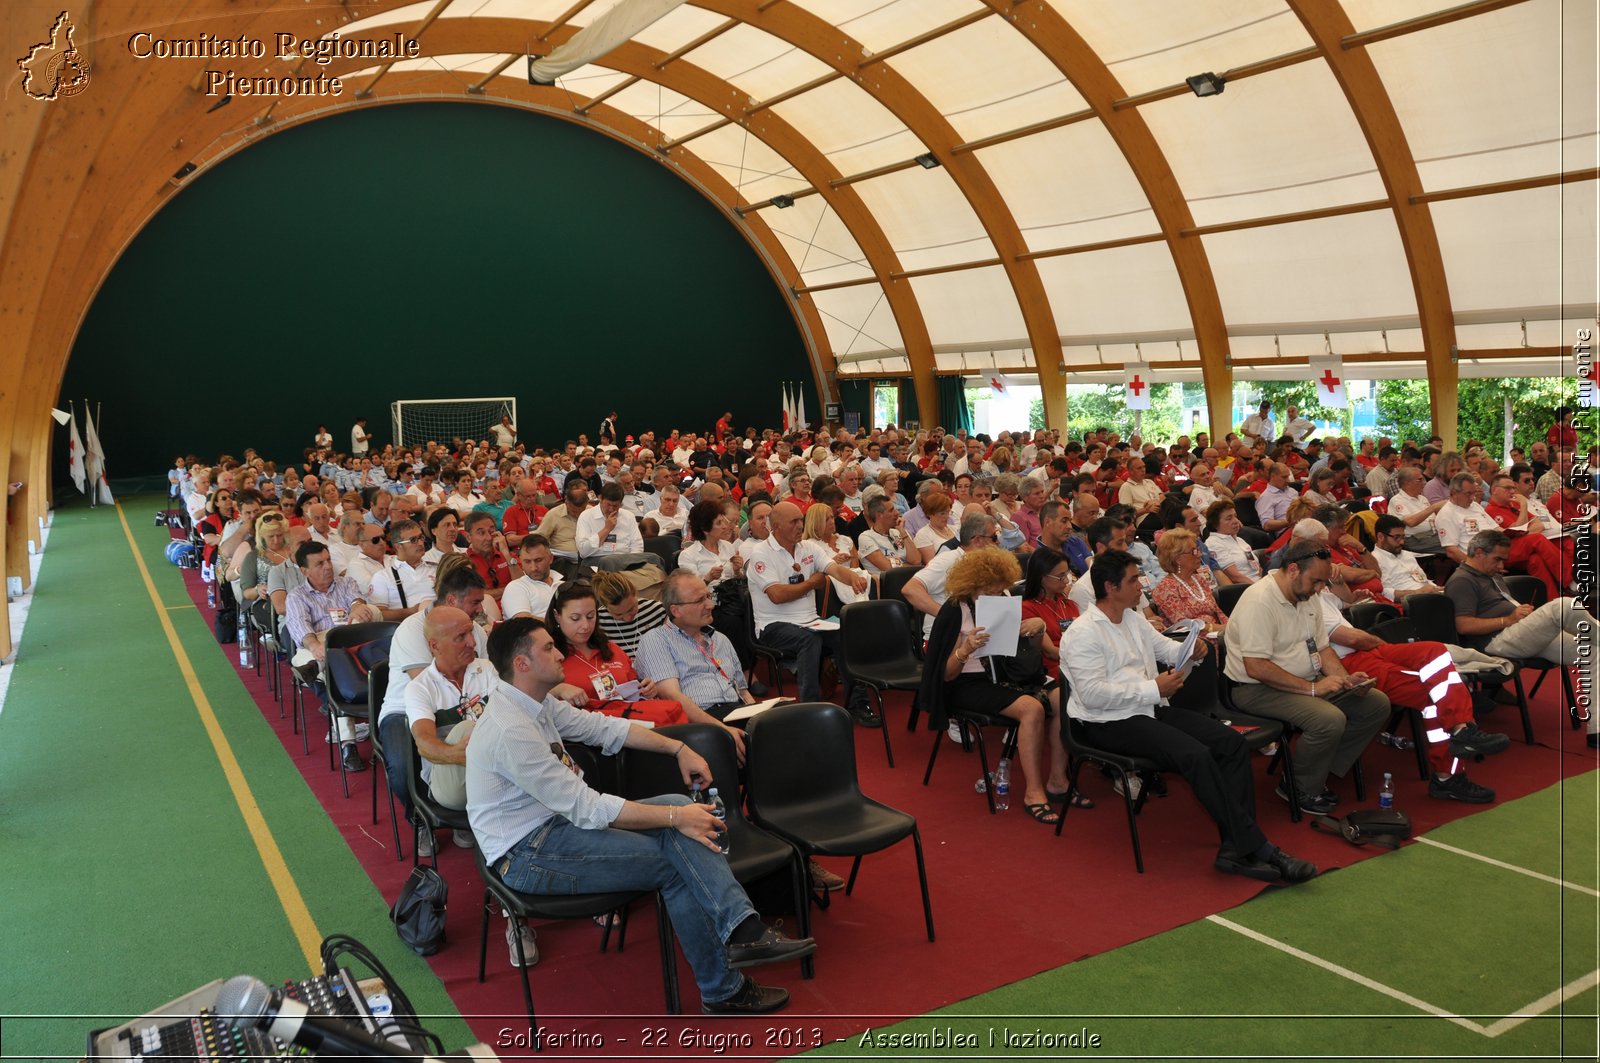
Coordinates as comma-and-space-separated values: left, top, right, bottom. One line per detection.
1385, 466, 1446, 552
366, 519, 436, 621
406, 606, 498, 851
501, 534, 564, 620
901, 512, 998, 640
746, 501, 872, 724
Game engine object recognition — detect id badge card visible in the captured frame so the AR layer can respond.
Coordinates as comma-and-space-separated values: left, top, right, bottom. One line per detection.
590, 672, 618, 700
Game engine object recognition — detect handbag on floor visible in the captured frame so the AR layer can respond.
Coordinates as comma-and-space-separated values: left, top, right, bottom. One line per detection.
391, 865, 448, 955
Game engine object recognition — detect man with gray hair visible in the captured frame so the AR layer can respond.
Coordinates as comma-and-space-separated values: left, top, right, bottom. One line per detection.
1444, 529, 1597, 745
1386, 465, 1446, 552
902, 511, 999, 640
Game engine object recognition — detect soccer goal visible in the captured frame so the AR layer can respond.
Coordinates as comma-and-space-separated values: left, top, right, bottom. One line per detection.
390, 397, 518, 447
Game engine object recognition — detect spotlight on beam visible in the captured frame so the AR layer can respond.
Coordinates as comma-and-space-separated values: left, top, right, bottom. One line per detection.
770, 194, 795, 209
206, 93, 232, 113
1185, 72, 1225, 97
914, 152, 940, 169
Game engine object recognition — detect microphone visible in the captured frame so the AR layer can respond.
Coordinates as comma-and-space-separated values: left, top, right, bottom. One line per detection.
216, 975, 439, 1061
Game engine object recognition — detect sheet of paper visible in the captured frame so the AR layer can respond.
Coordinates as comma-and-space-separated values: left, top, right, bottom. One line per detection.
721, 697, 792, 724
804, 617, 840, 631
973, 595, 1022, 658
1173, 618, 1204, 677
611, 679, 641, 702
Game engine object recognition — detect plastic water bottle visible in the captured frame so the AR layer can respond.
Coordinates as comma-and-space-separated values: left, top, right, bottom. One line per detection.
1379, 772, 1394, 810
206, 582, 216, 609
993, 758, 1011, 811
707, 787, 730, 854
237, 614, 255, 668
1378, 732, 1414, 750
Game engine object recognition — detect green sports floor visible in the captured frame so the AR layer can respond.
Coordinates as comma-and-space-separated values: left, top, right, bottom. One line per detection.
0, 501, 1594, 1061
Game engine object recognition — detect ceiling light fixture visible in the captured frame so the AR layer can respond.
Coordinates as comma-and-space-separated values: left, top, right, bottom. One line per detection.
770, 194, 795, 209
914, 152, 940, 169
1185, 72, 1225, 97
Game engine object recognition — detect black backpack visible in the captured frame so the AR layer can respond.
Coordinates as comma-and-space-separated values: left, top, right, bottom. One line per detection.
390, 865, 448, 955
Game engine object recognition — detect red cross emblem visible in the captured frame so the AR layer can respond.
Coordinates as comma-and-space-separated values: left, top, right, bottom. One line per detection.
1128, 375, 1146, 397
1319, 368, 1341, 394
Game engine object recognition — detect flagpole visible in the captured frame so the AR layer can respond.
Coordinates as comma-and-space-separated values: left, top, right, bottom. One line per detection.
85, 398, 95, 508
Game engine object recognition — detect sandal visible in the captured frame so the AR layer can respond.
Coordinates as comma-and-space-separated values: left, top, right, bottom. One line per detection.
1023, 802, 1061, 825
1046, 788, 1095, 810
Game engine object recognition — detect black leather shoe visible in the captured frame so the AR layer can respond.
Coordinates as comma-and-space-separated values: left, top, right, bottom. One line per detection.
1214, 849, 1282, 883
702, 977, 789, 1015
847, 700, 883, 728
726, 926, 817, 969
341, 745, 368, 773
1266, 847, 1318, 884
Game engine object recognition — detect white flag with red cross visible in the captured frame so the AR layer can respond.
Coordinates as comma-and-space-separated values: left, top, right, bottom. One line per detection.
1310, 357, 1348, 408
989, 372, 1011, 394
1124, 371, 1152, 411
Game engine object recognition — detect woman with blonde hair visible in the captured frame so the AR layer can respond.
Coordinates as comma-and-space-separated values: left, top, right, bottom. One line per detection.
912, 491, 955, 563
591, 568, 667, 657
917, 548, 1073, 824
1150, 528, 1228, 633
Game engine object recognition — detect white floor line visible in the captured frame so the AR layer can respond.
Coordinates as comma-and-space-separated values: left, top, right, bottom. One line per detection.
1205, 914, 1487, 1035
0, 513, 51, 717
1414, 836, 1600, 898
1481, 969, 1600, 1038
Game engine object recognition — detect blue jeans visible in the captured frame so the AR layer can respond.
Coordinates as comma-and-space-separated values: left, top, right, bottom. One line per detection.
378, 713, 414, 824
495, 795, 752, 1003
757, 622, 860, 705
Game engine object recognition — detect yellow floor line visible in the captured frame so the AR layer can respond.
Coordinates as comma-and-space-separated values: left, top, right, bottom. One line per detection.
116, 504, 323, 969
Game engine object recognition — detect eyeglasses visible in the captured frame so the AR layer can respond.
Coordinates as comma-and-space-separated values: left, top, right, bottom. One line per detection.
675, 594, 712, 607
394, 537, 422, 547
1044, 573, 1068, 583
365, 536, 386, 544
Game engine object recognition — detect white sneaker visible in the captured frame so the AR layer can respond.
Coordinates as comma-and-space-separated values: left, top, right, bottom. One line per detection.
416, 828, 435, 860
354, 722, 370, 743
450, 828, 476, 849
946, 721, 964, 743
506, 920, 538, 967
1113, 774, 1142, 801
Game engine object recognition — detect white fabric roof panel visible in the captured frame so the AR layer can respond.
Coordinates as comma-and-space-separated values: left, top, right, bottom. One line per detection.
687, 28, 833, 103
692, 124, 809, 201
976, 122, 1159, 251
850, 166, 994, 270
1430, 186, 1599, 316
600, 79, 718, 139
770, 78, 919, 172
628, 1, 731, 52
1036, 243, 1192, 339
1202, 210, 1417, 327
811, 283, 906, 357
1369, 0, 1590, 193
1056, 0, 1308, 98
910, 266, 1028, 348
763, 198, 873, 284
885, 17, 1089, 143
791, 0, 985, 54
1141, 61, 1387, 229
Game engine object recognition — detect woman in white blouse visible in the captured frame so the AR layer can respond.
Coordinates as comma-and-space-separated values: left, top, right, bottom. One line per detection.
912, 491, 956, 564
1202, 500, 1262, 584
677, 500, 744, 587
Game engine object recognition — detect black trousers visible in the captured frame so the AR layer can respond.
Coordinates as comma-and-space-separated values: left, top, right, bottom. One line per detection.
1078, 707, 1268, 858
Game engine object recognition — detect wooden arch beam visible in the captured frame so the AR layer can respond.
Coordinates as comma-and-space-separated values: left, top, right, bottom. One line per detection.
982, 0, 1236, 442
1289, 0, 1460, 448
687, 0, 1068, 431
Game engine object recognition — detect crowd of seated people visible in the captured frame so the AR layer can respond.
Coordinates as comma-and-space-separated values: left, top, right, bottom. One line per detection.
170, 407, 1596, 992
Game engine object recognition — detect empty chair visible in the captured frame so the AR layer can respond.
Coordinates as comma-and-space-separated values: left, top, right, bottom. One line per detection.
323, 621, 398, 794
746, 703, 934, 942
837, 600, 924, 766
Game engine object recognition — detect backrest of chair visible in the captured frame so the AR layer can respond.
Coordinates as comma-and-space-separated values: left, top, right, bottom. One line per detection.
1349, 602, 1401, 632
877, 565, 925, 605
621, 723, 742, 814
838, 600, 915, 674
1403, 592, 1458, 644
565, 741, 621, 796
642, 535, 681, 572
324, 621, 398, 707
1503, 574, 1546, 607
1216, 583, 1247, 617
746, 703, 861, 816
1234, 494, 1262, 528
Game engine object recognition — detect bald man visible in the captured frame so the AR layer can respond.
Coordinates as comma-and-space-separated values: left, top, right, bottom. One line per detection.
405, 606, 499, 821
745, 501, 875, 724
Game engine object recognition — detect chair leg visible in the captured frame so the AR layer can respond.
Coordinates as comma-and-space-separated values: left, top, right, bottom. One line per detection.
788, 846, 814, 979
1564, 667, 1586, 728
1114, 768, 1145, 873
1054, 758, 1089, 837
910, 826, 935, 941
1351, 757, 1365, 802
371, 747, 380, 824
921, 729, 945, 786
844, 855, 864, 896
654, 893, 681, 1014
477, 889, 492, 983
1406, 710, 1430, 781
970, 726, 997, 815
1512, 671, 1535, 744
1529, 669, 1547, 699
872, 688, 895, 768
1279, 738, 1301, 824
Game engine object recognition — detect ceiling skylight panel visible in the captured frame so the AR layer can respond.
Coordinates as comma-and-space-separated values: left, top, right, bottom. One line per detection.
1036, 243, 1192, 338
976, 122, 1154, 250
851, 166, 991, 269
790, 0, 986, 54
1368, 0, 1589, 192
1430, 187, 1597, 316
909, 266, 1027, 347
1141, 62, 1384, 228
1202, 212, 1417, 327
886, 16, 1087, 143
1056, 0, 1308, 98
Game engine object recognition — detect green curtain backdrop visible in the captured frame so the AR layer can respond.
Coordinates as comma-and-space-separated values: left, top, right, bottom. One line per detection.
60, 102, 815, 477
837, 380, 871, 426
938, 376, 973, 434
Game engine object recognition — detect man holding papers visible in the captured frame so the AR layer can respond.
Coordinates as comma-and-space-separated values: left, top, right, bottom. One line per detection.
1063, 550, 1317, 884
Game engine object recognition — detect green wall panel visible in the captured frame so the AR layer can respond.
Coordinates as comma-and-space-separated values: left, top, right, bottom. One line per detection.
61, 102, 815, 477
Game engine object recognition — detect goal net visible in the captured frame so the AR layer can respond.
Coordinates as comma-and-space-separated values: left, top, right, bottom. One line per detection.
390, 397, 518, 448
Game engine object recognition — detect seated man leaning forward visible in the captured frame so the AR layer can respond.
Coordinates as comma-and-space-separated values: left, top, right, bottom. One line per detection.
1064, 549, 1317, 885
1222, 539, 1390, 817
467, 617, 816, 1012
405, 606, 497, 826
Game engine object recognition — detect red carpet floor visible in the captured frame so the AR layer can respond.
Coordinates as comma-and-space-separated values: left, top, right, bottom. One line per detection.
176, 567, 1596, 1056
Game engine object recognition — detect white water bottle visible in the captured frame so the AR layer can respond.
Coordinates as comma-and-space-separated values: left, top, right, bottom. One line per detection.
993, 758, 1011, 811
1379, 772, 1394, 810
707, 787, 730, 854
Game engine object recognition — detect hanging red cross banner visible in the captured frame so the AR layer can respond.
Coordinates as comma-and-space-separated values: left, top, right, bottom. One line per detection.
1124, 371, 1152, 410
1309, 356, 1348, 408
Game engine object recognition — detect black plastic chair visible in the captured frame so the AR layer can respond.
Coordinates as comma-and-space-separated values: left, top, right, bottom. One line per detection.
1215, 583, 1247, 617
876, 564, 925, 608
837, 600, 923, 766
1056, 717, 1160, 872
922, 690, 1020, 816
400, 722, 471, 869
746, 703, 934, 942
1504, 574, 1581, 727
472, 846, 679, 1034
1348, 602, 1432, 780
324, 621, 398, 796
620, 724, 813, 977
1214, 639, 1305, 822
1406, 592, 1536, 743
742, 586, 790, 695
366, 663, 406, 861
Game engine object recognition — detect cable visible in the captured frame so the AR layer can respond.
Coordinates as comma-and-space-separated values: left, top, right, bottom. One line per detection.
317, 934, 445, 1055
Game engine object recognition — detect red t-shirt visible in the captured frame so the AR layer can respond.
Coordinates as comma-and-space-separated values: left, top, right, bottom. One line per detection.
502, 503, 549, 541
467, 547, 514, 591
1021, 596, 1079, 681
